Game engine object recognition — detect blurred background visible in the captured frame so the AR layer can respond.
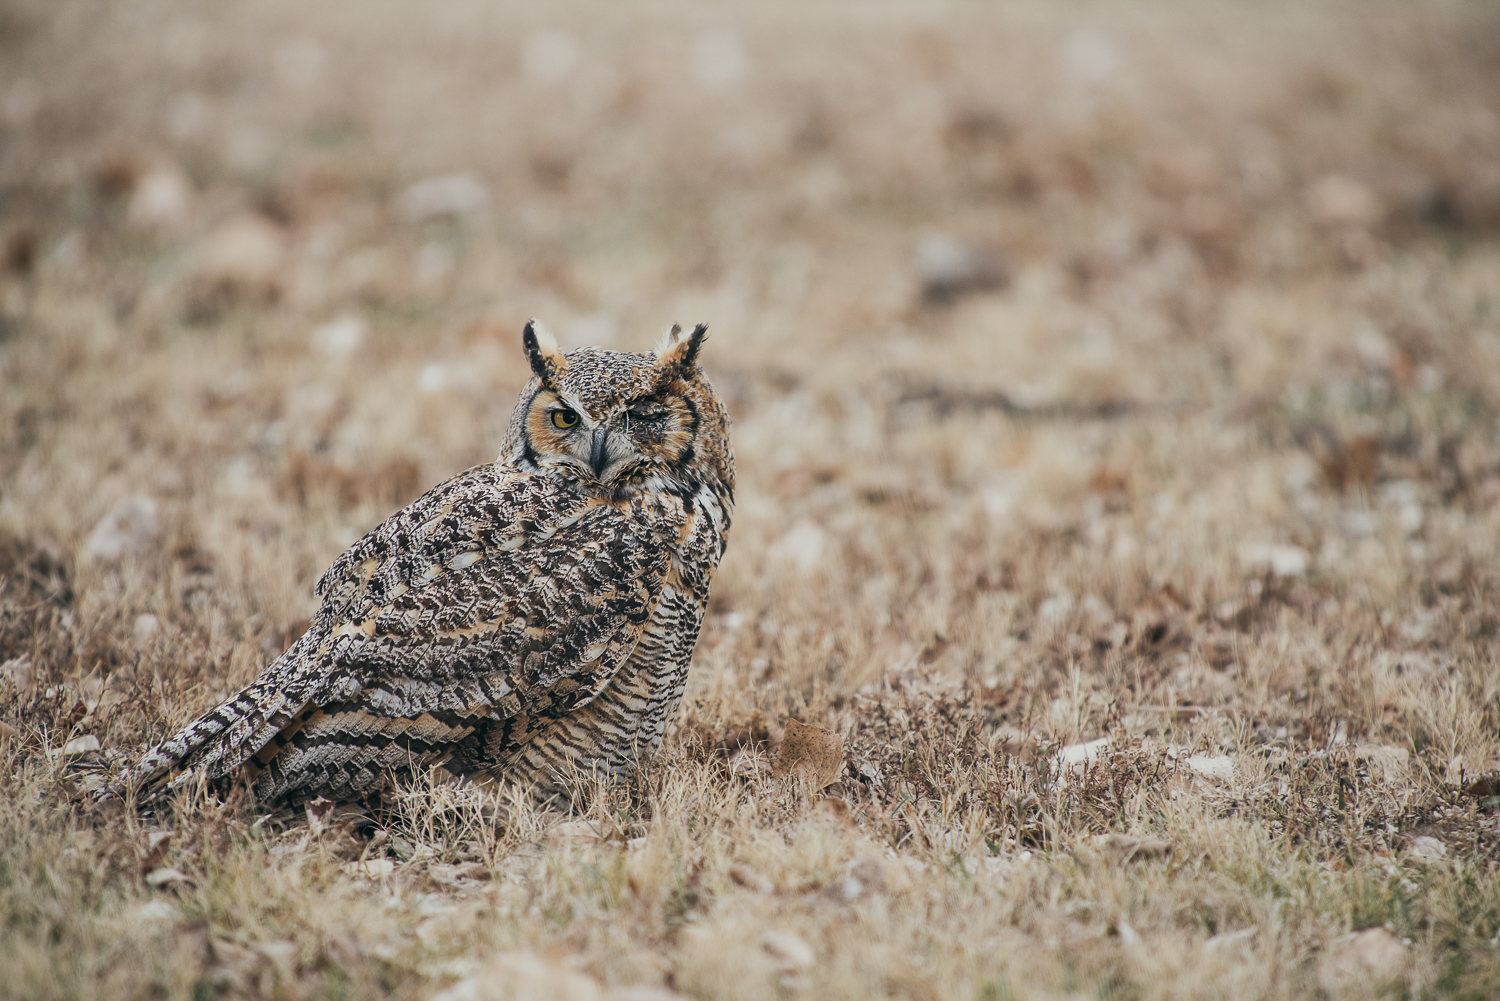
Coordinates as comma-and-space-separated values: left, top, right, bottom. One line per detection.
3, 0, 1500, 735
9, 5, 1500, 995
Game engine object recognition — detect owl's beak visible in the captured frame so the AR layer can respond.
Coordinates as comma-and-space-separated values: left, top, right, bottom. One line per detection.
589, 427, 610, 478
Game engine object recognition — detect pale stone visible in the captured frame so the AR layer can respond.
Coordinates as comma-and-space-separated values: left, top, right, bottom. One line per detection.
1409, 836, 1447, 863
85, 495, 159, 562
1186, 754, 1235, 782
1237, 542, 1308, 577
127, 165, 193, 232
1307, 174, 1385, 229
133, 614, 161, 646
310, 315, 367, 358
395, 174, 489, 222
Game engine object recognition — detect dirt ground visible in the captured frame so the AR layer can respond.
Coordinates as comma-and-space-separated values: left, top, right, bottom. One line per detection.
3, 1, 1500, 998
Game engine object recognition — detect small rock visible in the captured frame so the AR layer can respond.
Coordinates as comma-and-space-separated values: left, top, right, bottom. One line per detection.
127, 164, 194, 233
834, 875, 865, 901
85, 495, 159, 562
1318, 927, 1406, 994
1355, 744, 1409, 784
394, 174, 489, 223
310, 314, 367, 357
133, 614, 161, 647
433, 952, 602, 1001
1307, 174, 1384, 230
129, 899, 182, 925
916, 234, 1008, 304
0, 656, 31, 692
1186, 754, 1235, 782
1409, 836, 1447, 863
1237, 542, 1308, 577
773, 719, 844, 790
61, 734, 102, 756
418, 362, 448, 393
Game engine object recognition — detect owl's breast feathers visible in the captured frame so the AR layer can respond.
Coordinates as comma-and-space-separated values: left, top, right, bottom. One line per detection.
119, 461, 718, 802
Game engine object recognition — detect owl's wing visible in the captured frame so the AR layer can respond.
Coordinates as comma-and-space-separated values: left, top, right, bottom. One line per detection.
122, 464, 670, 801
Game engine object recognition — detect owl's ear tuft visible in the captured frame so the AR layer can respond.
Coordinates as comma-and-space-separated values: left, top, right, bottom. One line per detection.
522, 319, 568, 389
654, 323, 708, 381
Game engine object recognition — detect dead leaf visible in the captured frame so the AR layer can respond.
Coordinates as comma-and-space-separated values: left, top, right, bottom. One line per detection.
430, 862, 491, 885
1462, 774, 1500, 802
60, 734, 101, 756
140, 831, 172, 875
144, 867, 192, 888
760, 929, 814, 972
79, 668, 103, 713
305, 797, 336, 837
550, 819, 615, 845
774, 719, 845, 789
1096, 834, 1173, 863
729, 865, 774, 894
1315, 432, 1380, 491
1355, 744, 1409, 784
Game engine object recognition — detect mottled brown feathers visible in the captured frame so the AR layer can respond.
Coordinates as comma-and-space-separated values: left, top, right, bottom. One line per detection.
115, 322, 733, 808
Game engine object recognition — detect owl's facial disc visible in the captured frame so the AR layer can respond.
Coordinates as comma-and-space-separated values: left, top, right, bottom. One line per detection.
525, 392, 635, 483
526, 388, 697, 486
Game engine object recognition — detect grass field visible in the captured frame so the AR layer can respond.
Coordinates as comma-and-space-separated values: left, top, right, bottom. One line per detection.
3, 1, 1500, 997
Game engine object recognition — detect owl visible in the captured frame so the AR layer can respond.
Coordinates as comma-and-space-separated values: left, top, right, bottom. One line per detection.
115, 321, 734, 807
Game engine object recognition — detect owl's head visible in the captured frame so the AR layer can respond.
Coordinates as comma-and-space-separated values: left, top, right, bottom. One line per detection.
500, 320, 735, 502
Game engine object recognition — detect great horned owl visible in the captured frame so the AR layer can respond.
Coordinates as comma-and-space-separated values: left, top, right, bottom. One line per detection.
117, 321, 734, 807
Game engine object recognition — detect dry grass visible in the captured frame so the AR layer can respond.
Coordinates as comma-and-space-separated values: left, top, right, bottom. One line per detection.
4, 0, 1500, 997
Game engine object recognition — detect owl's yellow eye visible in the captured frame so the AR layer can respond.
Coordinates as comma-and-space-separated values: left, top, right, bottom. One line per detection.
551, 409, 580, 430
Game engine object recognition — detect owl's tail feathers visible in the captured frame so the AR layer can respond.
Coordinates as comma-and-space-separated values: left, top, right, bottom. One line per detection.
96, 680, 313, 808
